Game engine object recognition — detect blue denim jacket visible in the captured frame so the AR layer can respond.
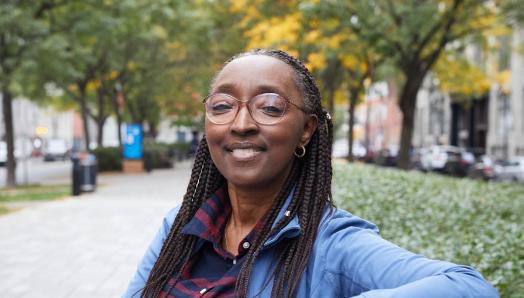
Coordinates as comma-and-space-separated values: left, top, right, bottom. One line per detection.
124, 200, 498, 298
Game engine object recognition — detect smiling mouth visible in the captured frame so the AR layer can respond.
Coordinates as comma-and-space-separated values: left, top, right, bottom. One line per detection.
225, 143, 266, 161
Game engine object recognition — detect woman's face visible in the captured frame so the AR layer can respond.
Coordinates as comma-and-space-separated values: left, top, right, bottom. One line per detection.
205, 55, 317, 189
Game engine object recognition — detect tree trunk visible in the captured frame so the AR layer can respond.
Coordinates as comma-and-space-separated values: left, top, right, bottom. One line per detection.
148, 120, 158, 139
96, 87, 106, 147
397, 72, 425, 169
77, 83, 91, 151
327, 87, 335, 119
347, 89, 359, 162
112, 91, 123, 149
2, 87, 16, 187
96, 117, 107, 148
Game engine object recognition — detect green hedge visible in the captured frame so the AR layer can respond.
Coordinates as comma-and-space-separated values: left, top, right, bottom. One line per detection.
91, 142, 192, 172
333, 162, 524, 298
143, 143, 174, 169
91, 147, 122, 172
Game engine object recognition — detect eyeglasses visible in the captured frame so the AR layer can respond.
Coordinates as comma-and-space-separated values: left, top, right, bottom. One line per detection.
203, 92, 307, 125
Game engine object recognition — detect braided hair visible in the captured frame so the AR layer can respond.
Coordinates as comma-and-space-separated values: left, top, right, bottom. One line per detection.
141, 49, 334, 297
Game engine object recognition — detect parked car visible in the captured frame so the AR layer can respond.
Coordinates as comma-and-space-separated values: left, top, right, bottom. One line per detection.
332, 139, 367, 159
43, 139, 70, 161
494, 156, 524, 183
372, 148, 398, 167
0, 141, 6, 166
0, 141, 23, 166
419, 145, 474, 176
468, 155, 496, 180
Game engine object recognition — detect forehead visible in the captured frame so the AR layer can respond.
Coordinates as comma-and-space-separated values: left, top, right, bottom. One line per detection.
212, 55, 301, 99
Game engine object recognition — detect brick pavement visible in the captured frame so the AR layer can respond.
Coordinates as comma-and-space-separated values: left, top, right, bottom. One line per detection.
0, 161, 192, 298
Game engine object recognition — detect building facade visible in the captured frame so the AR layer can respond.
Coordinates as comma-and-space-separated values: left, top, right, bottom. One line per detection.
487, 25, 524, 159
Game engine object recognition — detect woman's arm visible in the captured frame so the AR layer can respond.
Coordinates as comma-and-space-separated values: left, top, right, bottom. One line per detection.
122, 206, 179, 298
321, 210, 499, 298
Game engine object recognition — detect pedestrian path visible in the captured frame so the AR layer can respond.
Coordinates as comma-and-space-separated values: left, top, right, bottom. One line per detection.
0, 161, 193, 298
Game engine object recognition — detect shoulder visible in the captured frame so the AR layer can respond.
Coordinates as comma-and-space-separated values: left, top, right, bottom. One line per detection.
159, 205, 181, 234
318, 207, 379, 237
314, 207, 382, 267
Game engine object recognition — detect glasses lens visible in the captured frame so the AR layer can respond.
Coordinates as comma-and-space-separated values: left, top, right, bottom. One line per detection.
205, 94, 237, 124
250, 93, 287, 125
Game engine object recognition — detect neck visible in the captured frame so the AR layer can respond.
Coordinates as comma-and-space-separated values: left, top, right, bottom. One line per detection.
226, 181, 282, 231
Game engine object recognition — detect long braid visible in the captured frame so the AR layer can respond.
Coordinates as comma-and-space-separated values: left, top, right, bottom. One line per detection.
141, 136, 224, 297
141, 49, 334, 298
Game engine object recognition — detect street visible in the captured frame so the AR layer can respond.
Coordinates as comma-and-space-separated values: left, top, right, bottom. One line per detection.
0, 158, 71, 187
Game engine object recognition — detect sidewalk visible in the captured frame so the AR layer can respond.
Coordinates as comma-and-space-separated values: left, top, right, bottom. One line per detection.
0, 161, 192, 298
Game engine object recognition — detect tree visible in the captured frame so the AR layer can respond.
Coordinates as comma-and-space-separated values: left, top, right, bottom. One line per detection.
235, 2, 385, 161
0, 1, 62, 187
343, 0, 501, 168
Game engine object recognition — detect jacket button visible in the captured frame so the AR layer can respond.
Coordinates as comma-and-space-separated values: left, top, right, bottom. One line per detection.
243, 242, 250, 249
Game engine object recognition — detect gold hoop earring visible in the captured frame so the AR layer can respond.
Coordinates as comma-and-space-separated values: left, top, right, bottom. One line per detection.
294, 146, 306, 158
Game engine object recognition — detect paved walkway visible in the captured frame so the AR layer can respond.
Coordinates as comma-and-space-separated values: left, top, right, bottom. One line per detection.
0, 161, 192, 298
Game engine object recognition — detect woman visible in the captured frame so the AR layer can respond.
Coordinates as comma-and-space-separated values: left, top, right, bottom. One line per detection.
124, 49, 498, 297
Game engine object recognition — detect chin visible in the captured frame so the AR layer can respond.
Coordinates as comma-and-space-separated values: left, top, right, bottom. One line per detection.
224, 170, 270, 188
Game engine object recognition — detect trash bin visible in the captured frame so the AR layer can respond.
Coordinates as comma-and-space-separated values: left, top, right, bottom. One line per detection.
72, 152, 97, 196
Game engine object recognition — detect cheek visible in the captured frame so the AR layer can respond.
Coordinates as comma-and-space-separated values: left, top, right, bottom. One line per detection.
205, 122, 225, 162
266, 122, 303, 156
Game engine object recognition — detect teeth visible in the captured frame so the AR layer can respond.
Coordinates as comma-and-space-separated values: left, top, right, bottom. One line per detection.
231, 148, 260, 159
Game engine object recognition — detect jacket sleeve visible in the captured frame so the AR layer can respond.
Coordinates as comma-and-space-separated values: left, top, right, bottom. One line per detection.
122, 206, 180, 298
321, 210, 499, 298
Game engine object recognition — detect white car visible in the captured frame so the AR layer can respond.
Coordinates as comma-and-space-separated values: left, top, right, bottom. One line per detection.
0, 142, 6, 166
418, 145, 474, 176
332, 139, 367, 159
43, 139, 70, 161
0, 141, 23, 166
495, 156, 524, 183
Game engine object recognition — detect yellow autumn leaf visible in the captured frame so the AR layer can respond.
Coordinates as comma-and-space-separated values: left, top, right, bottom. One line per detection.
304, 30, 320, 44
305, 52, 326, 71
86, 80, 101, 92
334, 88, 346, 105
341, 55, 358, 69
107, 70, 119, 80
127, 61, 137, 71
245, 12, 302, 49
230, 0, 248, 13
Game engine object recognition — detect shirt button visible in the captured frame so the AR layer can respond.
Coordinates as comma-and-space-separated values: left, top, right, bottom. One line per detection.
242, 242, 250, 249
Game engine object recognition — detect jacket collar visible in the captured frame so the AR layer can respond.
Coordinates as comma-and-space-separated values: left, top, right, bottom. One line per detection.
263, 187, 301, 249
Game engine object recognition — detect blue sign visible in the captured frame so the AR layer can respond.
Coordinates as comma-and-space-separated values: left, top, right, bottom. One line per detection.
123, 124, 142, 159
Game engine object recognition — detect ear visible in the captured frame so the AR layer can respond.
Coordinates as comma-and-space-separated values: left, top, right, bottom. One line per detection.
299, 114, 318, 147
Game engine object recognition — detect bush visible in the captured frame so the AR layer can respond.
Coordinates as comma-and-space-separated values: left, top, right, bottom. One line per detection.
91, 147, 122, 172
333, 162, 524, 297
143, 143, 174, 169
168, 142, 192, 161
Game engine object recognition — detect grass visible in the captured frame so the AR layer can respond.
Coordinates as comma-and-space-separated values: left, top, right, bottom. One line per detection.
333, 162, 524, 298
0, 184, 70, 215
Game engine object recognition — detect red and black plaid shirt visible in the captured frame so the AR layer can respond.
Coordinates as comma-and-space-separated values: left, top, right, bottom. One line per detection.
160, 187, 267, 298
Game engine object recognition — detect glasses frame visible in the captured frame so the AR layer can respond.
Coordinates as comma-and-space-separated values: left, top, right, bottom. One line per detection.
203, 92, 308, 125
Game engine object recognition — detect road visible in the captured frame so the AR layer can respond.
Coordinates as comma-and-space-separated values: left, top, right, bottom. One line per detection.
0, 158, 71, 187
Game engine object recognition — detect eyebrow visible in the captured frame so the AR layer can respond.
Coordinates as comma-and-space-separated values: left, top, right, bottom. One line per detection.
212, 83, 289, 99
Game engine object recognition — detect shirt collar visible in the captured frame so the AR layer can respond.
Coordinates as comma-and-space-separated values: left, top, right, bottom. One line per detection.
181, 185, 302, 251
181, 186, 231, 244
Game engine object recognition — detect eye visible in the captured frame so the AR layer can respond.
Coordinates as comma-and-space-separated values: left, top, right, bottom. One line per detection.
260, 105, 284, 115
211, 102, 233, 114
253, 93, 286, 116
206, 93, 236, 115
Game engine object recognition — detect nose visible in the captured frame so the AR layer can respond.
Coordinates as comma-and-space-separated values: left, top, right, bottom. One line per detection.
230, 103, 258, 136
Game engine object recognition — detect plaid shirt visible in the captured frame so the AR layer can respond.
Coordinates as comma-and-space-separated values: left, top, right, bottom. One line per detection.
159, 187, 267, 298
